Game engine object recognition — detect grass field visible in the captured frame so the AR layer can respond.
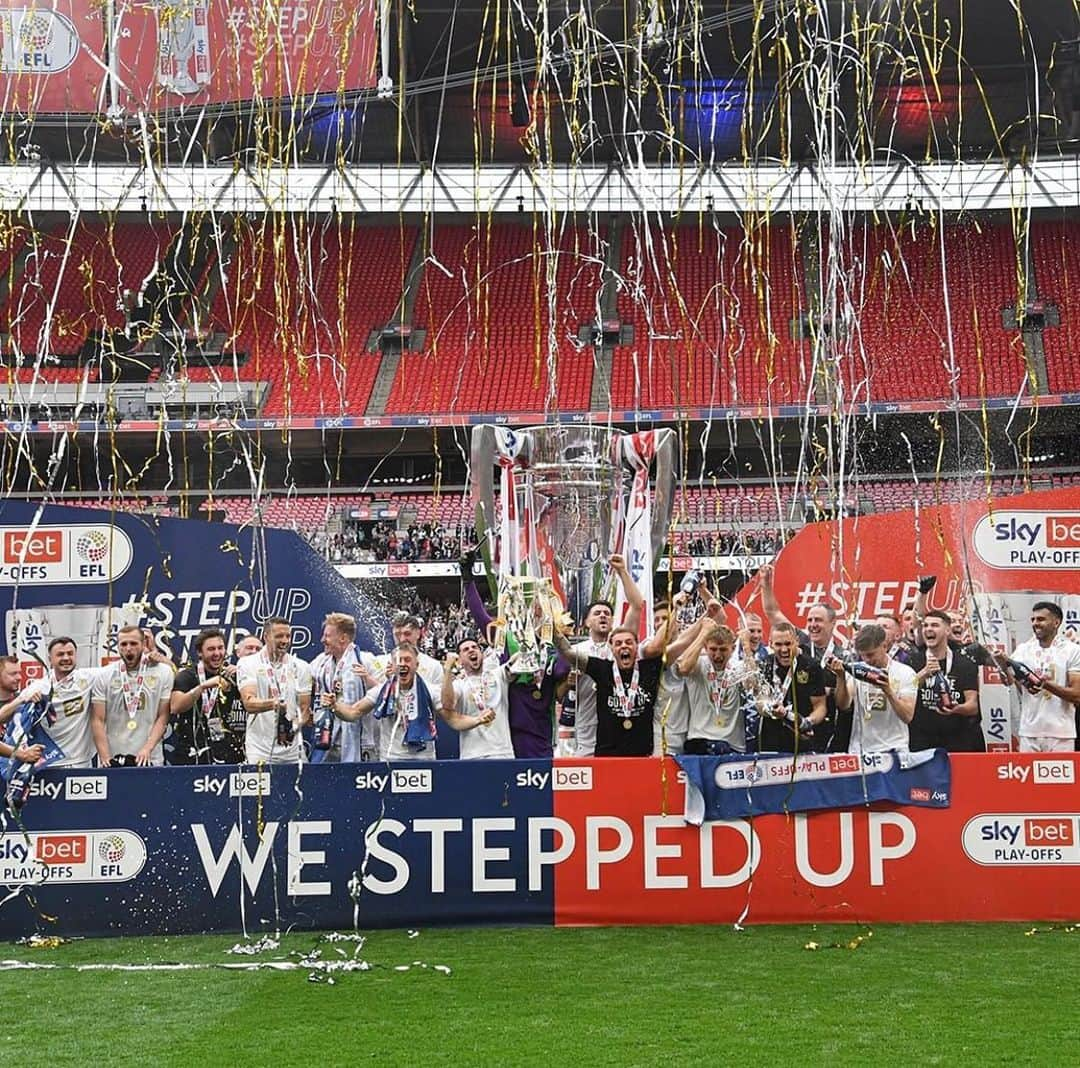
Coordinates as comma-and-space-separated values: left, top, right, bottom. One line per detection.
6, 923, 1078, 1066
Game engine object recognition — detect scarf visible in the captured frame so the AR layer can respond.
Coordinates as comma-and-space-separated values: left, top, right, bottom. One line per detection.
3, 689, 65, 807
373, 673, 437, 752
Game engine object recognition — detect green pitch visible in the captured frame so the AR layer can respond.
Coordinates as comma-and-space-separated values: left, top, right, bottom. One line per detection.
6, 924, 1078, 1066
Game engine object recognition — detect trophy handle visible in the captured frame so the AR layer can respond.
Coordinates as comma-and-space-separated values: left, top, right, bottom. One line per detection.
648, 427, 677, 564
470, 425, 499, 547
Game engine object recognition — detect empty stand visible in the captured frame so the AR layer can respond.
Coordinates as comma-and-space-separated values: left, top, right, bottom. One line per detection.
833, 221, 1028, 401
611, 220, 812, 409
1031, 219, 1080, 392
200, 219, 416, 416
6, 219, 176, 376
388, 222, 600, 414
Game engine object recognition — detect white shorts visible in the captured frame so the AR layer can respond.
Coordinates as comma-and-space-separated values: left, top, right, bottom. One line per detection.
1019, 735, 1075, 753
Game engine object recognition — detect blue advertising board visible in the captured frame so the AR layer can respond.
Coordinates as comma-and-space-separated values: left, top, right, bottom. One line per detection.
0, 762, 556, 937
0, 501, 384, 664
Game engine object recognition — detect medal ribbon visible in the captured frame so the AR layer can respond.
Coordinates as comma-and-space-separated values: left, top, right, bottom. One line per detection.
611, 658, 641, 718
196, 661, 218, 720
121, 656, 148, 722
262, 649, 291, 708
706, 663, 738, 723
467, 670, 493, 715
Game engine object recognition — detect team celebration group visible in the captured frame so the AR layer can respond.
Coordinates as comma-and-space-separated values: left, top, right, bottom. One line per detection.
2, 548, 1078, 780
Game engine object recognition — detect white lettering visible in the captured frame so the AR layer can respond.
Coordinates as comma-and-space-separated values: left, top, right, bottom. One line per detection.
413, 818, 463, 893
361, 819, 409, 894
699, 820, 760, 887
286, 820, 331, 896
472, 818, 516, 892
192, 821, 278, 898
794, 812, 854, 887
527, 817, 575, 891
200, 591, 223, 626
643, 815, 687, 889
585, 816, 633, 890
867, 811, 916, 886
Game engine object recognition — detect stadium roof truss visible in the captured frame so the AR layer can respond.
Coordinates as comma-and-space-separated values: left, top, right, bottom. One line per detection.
4, 157, 1080, 215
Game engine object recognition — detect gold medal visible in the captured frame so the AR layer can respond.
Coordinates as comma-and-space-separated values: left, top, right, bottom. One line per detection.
532, 689, 542, 700
623, 718, 633, 730
126, 718, 138, 731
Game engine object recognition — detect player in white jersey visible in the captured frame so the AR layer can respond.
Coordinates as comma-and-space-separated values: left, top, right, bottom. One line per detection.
353, 611, 448, 757
0, 636, 109, 768
309, 612, 366, 762
829, 623, 917, 754
331, 643, 493, 761
650, 597, 693, 756
1000, 600, 1080, 752
571, 555, 644, 756
441, 638, 514, 760
91, 625, 174, 766
237, 617, 313, 765
675, 622, 750, 754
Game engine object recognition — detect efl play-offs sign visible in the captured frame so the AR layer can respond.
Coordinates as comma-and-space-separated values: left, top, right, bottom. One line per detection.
731, 487, 1080, 630
2, 754, 1078, 938
0, 524, 133, 585
972, 511, 1080, 569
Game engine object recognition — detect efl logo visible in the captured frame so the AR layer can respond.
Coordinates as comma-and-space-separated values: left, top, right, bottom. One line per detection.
35, 834, 87, 865
1046, 515, 1080, 547
1033, 760, 1076, 785
3, 529, 63, 564
391, 768, 432, 794
65, 776, 108, 801
552, 766, 593, 791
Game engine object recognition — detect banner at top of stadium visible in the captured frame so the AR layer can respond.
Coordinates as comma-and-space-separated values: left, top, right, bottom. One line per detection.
0, 0, 377, 114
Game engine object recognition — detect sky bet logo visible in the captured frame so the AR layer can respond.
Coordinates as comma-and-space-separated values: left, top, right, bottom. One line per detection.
962, 813, 1080, 865
997, 760, 1076, 785
3, 529, 62, 564
973, 511, 1080, 570
353, 769, 433, 793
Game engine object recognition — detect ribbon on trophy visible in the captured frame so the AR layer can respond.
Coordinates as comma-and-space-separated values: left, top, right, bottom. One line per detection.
615, 431, 658, 639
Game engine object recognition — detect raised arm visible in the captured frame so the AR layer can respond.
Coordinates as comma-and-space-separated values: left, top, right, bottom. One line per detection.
674, 618, 712, 678
554, 630, 588, 670
442, 654, 459, 713
759, 563, 792, 628
610, 553, 644, 635
462, 576, 494, 632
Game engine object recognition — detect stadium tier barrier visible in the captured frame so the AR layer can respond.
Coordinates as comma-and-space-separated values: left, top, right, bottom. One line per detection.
1, 752, 1077, 937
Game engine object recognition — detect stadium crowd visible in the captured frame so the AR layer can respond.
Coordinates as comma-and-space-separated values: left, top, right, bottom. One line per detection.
308, 522, 471, 564
2, 544, 1078, 799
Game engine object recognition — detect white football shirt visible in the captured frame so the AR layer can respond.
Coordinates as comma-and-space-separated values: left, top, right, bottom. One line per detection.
848, 659, 918, 753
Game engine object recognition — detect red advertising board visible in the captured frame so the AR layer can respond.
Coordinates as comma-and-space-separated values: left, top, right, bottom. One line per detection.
552, 754, 1080, 925
0, 0, 106, 112
114, 0, 378, 111
729, 486, 1080, 632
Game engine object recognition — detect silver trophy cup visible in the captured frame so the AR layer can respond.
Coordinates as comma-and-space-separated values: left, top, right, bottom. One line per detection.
470, 424, 675, 628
